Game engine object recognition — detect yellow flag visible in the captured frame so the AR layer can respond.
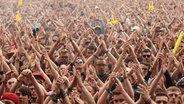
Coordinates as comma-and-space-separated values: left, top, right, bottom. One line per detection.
148, 2, 154, 11
18, 0, 23, 7
173, 31, 183, 55
111, 15, 117, 25
107, 19, 112, 25
16, 10, 21, 21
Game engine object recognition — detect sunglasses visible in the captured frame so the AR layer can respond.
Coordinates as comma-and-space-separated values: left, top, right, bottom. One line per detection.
143, 55, 151, 58
7, 81, 14, 85
75, 59, 83, 64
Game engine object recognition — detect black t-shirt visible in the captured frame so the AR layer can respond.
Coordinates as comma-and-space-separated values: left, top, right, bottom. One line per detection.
98, 73, 109, 83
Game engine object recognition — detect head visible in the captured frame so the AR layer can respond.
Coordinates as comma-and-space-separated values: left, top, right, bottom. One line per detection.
140, 62, 150, 76
141, 49, 152, 63
154, 92, 169, 104
52, 34, 59, 42
86, 45, 96, 58
16, 86, 31, 104
94, 26, 102, 35
33, 72, 46, 87
124, 58, 134, 67
59, 64, 67, 75
111, 91, 128, 104
74, 58, 84, 70
59, 49, 69, 65
95, 57, 108, 75
0, 92, 19, 104
7, 78, 17, 90
166, 86, 181, 104
28, 84, 37, 99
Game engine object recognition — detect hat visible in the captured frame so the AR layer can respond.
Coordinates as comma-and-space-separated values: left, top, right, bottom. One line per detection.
33, 72, 46, 81
176, 77, 184, 87
0, 92, 19, 104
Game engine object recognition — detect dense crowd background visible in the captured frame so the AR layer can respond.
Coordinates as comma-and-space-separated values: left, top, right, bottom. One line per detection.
0, 0, 184, 104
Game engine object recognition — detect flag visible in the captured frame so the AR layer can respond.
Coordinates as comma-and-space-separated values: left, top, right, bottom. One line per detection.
148, 2, 154, 11
173, 31, 183, 55
18, 0, 23, 7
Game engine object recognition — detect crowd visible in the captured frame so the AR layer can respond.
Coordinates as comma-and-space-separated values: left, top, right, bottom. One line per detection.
0, 0, 184, 104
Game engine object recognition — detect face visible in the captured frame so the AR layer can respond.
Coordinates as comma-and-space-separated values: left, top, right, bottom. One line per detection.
113, 94, 128, 104
60, 65, 67, 75
167, 90, 180, 104
127, 61, 133, 68
86, 49, 95, 58
36, 78, 45, 87
141, 64, 149, 76
155, 96, 168, 104
45, 65, 51, 76
7, 78, 16, 90
59, 52, 69, 64
16, 91, 29, 104
142, 52, 151, 62
95, 60, 107, 75
29, 85, 37, 99
75, 59, 83, 69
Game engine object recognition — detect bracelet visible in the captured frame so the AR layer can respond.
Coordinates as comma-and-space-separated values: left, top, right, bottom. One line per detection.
52, 94, 58, 103
105, 88, 112, 95
106, 88, 113, 101
58, 89, 67, 99
145, 98, 152, 104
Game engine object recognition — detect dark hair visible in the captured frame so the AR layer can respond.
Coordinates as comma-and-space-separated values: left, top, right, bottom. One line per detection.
87, 45, 97, 51
142, 49, 152, 54
113, 91, 121, 95
124, 58, 133, 63
19, 86, 32, 97
154, 92, 168, 100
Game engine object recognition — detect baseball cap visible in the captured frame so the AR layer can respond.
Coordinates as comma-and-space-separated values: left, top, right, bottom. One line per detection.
33, 72, 46, 81
0, 92, 19, 104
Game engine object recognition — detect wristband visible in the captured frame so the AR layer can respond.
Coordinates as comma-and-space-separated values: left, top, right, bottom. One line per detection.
58, 89, 67, 99
52, 94, 58, 103
105, 88, 112, 95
